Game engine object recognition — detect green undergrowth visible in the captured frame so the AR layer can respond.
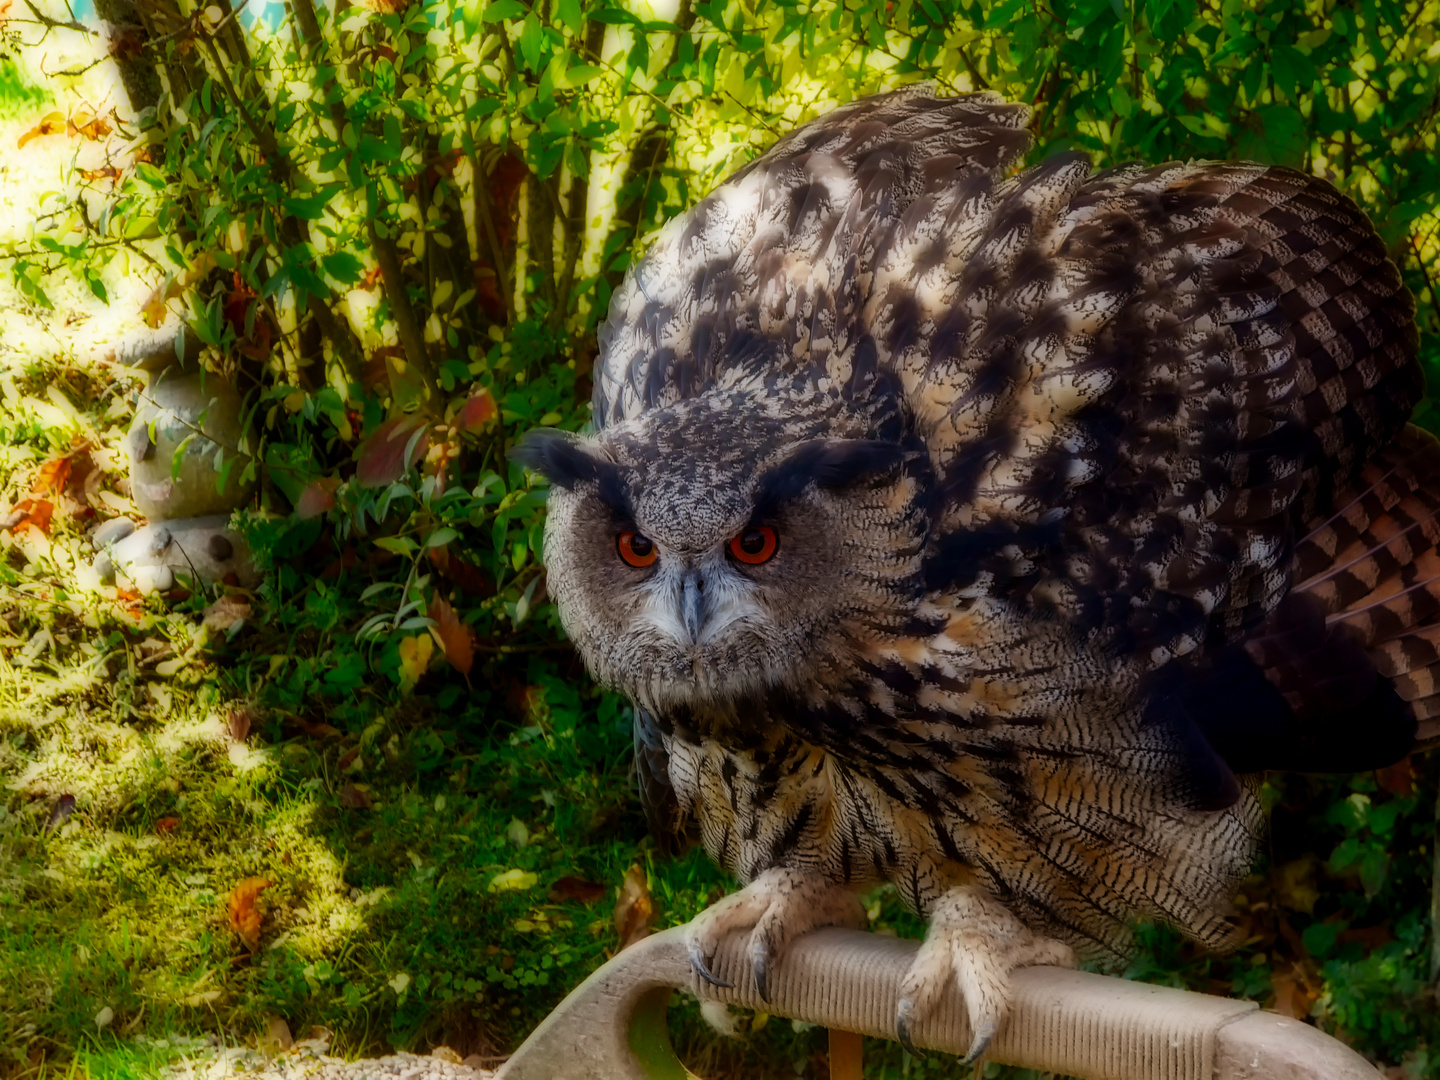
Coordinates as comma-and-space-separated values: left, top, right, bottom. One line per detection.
1, 340, 1439, 1080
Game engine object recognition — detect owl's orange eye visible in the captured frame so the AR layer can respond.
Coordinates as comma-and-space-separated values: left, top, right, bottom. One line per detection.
617, 531, 658, 568
729, 526, 778, 565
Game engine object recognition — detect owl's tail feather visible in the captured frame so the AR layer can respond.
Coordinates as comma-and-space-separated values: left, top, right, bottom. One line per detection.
1271, 422, 1440, 752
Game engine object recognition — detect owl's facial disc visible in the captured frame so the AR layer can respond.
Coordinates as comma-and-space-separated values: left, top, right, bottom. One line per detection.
519, 409, 927, 713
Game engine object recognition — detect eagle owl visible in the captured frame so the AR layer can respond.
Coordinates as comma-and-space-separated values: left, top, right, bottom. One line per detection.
517, 87, 1430, 1060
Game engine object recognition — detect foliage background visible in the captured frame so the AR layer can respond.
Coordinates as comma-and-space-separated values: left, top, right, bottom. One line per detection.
1, 0, 1439, 1074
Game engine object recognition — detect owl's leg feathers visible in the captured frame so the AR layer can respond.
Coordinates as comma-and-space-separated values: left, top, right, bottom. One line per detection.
896, 886, 1076, 1064
685, 866, 867, 1000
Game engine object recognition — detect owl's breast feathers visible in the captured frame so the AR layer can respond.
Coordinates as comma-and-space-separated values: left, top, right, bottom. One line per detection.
598, 87, 1431, 955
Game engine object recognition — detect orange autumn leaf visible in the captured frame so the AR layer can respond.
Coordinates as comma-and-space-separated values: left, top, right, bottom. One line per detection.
156, 816, 180, 834
3, 498, 55, 535
613, 864, 654, 951
69, 112, 111, 140
226, 877, 272, 950
33, 454, 74, 496
18, 111, 66, 149
427, 595, 474, 680
80, 166, 123, 183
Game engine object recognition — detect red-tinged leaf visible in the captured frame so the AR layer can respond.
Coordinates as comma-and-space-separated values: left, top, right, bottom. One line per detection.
359, 267, 384, 291
355, 415, 430, 489
1376, 756, 1413, 797
339, 783, 371, 809
427, 596, 475, 680
337, 745, 361, 771
226, 877, 272, 950
156, 816, 180, 834
320, 545, 358, 579
427, 545, 496, 598
613, 864, 654, 951
295, 477, 341, 520
473, 266, 506, 323
223, 290, 253, 338
458, 388, 497, 432
548, 876, 607, 904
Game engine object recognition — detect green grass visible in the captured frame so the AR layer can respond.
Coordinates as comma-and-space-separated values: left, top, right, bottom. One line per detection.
0, 58, 49, 121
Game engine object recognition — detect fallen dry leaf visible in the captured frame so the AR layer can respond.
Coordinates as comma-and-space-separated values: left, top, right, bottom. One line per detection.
548, 876, 607, 905
2, 498, 55, 535
613, 864, 654, 951
397, 633, 433, 690
261, 1014, 293, 1053
203, 595, 252, 635
33, 454, 75, 496
226, 877, 272, 950
338, 783, 371, 809
45, 794, 76, 833
69, 111, 111, 140
156, 816, 180, 834
1269, 964, 1318, 1020
427, 596, 474, 680
227, 707, 253, 742
17, 111, 66, 149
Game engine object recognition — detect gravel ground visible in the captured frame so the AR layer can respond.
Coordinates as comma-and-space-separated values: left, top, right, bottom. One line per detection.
167, 1043, 501, 1080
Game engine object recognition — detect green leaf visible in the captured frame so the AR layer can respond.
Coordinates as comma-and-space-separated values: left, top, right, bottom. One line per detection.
481, 0, 527, 20
558, 0, 583, 34
518, 13, 544, 72
321, 251, 365, 285
283, 186, 340, 221
1237, 104, 1308, 167
561, 63, 603, 87
375, 536, 419, 556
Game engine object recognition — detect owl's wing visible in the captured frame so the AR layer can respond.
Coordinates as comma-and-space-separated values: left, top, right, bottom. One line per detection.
594, 87, 1032, 428
633, 705, 690, 855
864, 139, 1423, 784
874, 154, 1418, 653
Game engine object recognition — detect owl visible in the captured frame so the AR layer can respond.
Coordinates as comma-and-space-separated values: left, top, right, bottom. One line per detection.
516, 86, 1430, 1062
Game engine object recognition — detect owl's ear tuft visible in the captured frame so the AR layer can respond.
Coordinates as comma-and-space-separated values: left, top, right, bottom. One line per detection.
756, 440, 905, 507
513, 431, 629, 507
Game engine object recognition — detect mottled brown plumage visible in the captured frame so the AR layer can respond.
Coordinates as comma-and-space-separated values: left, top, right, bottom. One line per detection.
517, 87, 1427, 1059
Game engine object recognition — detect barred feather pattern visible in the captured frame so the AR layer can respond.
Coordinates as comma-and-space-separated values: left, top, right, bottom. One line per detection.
553, 87, 1424, 958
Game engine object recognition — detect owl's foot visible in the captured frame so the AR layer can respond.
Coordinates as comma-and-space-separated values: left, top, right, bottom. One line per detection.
685, 866, 867, 1000
896, 886, 1075, 1065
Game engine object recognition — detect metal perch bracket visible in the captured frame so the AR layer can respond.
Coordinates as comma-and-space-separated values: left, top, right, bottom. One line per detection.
494, 924, 1379, 1080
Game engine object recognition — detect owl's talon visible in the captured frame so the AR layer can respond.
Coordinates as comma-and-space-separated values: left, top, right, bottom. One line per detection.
897, 884, 1075, 1068
894, 998, 925, 1060
687, 942, 733, 989
959, 1021, 997, 1067
682, 868, 865, 1003
751, 943, 771, 1001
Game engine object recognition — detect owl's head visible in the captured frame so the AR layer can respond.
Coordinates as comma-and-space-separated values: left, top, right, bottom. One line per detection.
516, 390, 930, 713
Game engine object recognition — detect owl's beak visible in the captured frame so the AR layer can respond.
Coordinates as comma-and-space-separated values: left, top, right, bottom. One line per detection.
680, 569, 710, 643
